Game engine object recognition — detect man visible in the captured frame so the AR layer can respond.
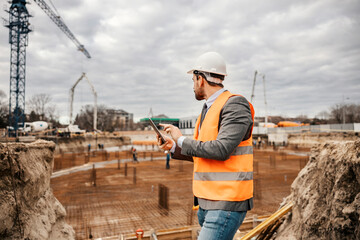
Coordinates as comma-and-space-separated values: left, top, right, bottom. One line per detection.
166, 152, 170, 169
158, 52, 254, 240
132, 148, 138, 163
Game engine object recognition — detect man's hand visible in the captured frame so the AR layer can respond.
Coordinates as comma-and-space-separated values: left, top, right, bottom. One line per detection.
160, 124, 183, 142
157, 135, 174, 150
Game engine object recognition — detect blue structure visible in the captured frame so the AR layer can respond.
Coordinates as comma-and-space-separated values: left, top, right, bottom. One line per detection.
5, 0, 32, 134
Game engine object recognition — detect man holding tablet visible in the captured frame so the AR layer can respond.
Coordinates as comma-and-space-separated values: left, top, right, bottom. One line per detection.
157, 52, 254, 240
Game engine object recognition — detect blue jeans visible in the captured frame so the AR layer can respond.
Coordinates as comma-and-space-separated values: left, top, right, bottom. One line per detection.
197, 208, 247, 240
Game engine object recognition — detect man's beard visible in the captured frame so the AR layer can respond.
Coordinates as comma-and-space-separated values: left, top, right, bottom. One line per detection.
194, 88, 205, 100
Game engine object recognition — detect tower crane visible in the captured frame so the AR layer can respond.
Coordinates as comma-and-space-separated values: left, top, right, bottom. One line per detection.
69, 73, 97, 130
4, 0, 91, 135
251, 70, 268, 127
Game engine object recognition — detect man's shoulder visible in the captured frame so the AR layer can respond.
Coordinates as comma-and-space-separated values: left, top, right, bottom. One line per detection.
225, 94, 250, 107
219, 94, 252, 117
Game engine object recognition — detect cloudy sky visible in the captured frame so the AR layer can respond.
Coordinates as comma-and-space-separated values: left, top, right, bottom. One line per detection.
0, 0, 359, 123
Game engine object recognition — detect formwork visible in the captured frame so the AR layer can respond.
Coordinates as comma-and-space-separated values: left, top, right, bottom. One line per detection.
50, 146, 309, 239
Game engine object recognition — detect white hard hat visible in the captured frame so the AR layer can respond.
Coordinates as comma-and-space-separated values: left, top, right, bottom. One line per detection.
187, 52, 227, 76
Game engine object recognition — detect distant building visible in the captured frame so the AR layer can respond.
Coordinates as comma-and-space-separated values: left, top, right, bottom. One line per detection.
179, 116, 197, 136
105, 109, 134, 130
140, 116, 179, 129
179, 116, 197, 129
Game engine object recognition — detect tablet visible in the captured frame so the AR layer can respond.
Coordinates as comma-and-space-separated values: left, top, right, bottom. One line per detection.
149, 118, 166, 144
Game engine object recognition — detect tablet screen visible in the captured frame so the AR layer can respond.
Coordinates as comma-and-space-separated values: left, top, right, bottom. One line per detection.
149, 118, 166, 144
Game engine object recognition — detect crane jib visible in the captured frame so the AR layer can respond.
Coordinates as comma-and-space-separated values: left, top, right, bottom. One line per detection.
32, 0, 91, 58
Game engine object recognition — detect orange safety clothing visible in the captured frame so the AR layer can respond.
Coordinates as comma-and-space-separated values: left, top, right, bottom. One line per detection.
193, 91, 254, 201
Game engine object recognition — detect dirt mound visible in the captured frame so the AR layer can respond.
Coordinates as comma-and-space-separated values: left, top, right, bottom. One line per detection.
0, 140, 74, 240
275, 140, 360, 239
288, 132, 359, 148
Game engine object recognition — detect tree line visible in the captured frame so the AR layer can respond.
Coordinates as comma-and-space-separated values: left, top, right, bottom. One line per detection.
73, 104, 141, 131
0, 91, 140, 131
0, 90, 359, 130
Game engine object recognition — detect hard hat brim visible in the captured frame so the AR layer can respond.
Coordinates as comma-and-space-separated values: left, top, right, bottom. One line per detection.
187, 69, 227, 76
187, 69, 195, 74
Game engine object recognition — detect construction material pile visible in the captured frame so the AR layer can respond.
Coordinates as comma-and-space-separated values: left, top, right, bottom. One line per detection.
275, 140, 360, 239
0, 140, 74, 240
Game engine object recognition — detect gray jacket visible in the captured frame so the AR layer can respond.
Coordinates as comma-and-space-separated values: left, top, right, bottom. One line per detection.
172, 94, 254, 211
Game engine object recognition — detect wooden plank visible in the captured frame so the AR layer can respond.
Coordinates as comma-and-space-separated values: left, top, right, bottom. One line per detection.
240, 202, 293, 240
239, 215, 271, 231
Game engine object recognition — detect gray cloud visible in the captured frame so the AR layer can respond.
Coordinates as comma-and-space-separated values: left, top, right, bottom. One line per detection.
0, 0, 359, 122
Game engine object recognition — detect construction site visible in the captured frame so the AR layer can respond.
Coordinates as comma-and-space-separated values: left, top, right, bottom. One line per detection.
50, 139, 309, 239
1, 0, 360, 240
1, 130, 359, 239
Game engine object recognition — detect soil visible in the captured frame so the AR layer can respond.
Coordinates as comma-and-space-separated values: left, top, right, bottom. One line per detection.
0, 140, 74, 240
275, 140, 360, 239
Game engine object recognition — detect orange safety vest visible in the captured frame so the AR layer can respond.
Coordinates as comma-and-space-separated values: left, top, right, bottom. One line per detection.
193, 91, 255, 201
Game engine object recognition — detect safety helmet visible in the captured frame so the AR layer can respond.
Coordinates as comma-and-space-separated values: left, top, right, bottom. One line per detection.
187, 52, 227, 77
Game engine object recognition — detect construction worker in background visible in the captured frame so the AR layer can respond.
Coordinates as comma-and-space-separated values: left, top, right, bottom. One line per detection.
132, 148, 138, 163
158, 52, 254, 240
166, 152, 170, 169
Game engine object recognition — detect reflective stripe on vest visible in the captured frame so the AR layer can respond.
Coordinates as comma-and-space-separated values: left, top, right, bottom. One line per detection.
193, 91, 254, 202
194, 172, 253, 181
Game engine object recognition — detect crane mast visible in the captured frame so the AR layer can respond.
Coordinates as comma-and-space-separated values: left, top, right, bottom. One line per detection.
5, 0, 32, 134
4, 0, 91, 135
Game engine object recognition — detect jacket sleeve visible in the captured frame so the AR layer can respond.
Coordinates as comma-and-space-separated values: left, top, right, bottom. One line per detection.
180, 95, 253, 161
171, 145, 194, 162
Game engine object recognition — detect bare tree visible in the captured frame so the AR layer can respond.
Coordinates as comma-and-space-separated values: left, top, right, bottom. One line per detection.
74, 104, 95, 130
0, 90, 7, 113
0, 90, 8, 128
330, 103, 360, 123
46, 104, 57, 121
316, 110, 330, 120
330, 104, 342, 123
75, 104, 111, 131
295, 114, 310, 123
74, 105, 135, 131
27, 93, 56, 121
345, 104, 360, 123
